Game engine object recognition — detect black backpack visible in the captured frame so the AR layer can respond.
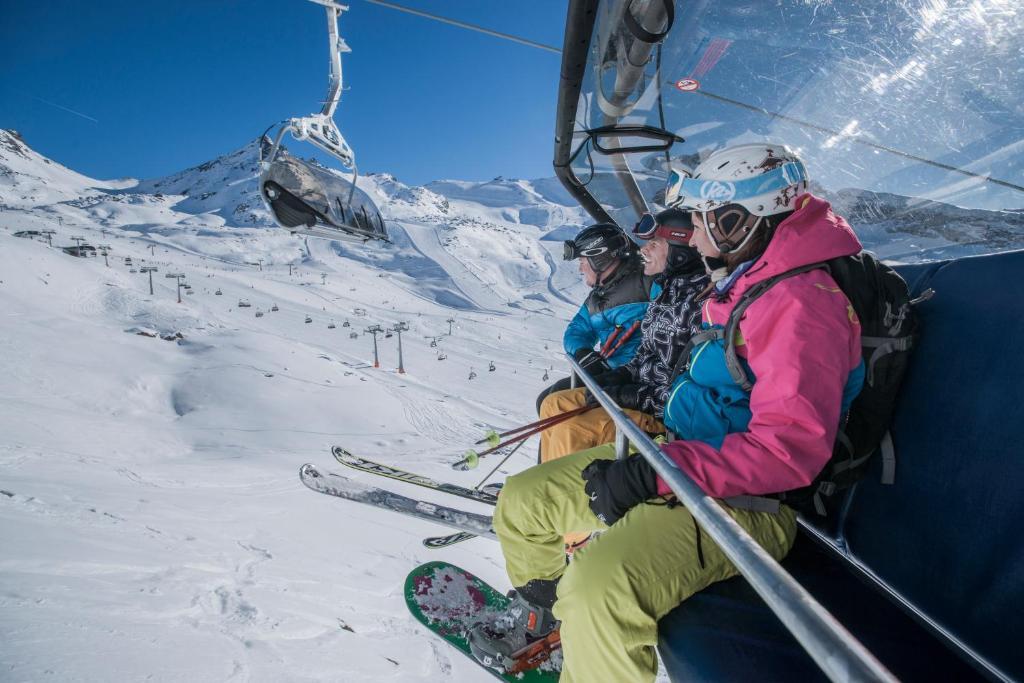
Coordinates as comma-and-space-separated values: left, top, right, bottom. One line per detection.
715, 252, 931, 516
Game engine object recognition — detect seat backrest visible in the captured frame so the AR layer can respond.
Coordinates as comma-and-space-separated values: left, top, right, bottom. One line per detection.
841, 249, 1024, 679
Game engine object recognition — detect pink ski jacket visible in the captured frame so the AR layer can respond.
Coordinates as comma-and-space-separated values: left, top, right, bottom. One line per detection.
657, 195, 863, 499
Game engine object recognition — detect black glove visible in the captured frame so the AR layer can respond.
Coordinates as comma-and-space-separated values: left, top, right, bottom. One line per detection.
604, 383, 643, 411
574, 348, 611, 376
594, 366, 633, 388
581, 455, 657, 526
582, 382, 643, 411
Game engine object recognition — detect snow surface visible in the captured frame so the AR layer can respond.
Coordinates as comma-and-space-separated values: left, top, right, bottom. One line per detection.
0, 130, 593, 682
1, 127, 1017, 681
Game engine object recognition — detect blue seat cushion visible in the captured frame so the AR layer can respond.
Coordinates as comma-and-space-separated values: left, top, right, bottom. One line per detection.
844, 250, 1024, 679
658, 534, 985, 682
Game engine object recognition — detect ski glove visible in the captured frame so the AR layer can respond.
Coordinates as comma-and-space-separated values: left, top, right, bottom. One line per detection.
581, 455, 657, 526
596, 366, 634, 387
574, 348, 611, 376
604, 383, 643, 411
582, 382, 643, 411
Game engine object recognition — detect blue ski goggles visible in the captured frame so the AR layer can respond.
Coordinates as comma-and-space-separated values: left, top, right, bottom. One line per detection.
666, 161, 808, 208
633, 213, 657, 239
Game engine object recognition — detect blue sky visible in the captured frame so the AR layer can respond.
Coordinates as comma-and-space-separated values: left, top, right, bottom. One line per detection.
0, 0, 567, 185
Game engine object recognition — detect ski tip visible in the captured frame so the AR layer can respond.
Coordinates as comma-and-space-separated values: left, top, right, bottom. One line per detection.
299, 463, 321, 478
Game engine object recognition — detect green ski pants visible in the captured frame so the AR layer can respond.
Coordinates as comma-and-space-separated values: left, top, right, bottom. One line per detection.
494, 443, 798, 683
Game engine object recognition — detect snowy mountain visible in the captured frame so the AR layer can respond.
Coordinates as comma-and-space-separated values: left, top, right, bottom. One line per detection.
1, 129, 1020, 682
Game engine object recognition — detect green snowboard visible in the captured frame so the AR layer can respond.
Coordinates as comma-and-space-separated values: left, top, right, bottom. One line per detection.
405, 561, 561, 681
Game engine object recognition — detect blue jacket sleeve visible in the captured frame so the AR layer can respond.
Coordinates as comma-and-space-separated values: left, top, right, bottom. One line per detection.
563, 303, 597, 356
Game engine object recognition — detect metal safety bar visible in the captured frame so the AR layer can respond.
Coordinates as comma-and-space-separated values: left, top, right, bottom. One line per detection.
567, 354, 897, 683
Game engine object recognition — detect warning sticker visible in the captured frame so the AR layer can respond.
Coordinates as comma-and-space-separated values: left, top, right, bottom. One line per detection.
675, 78, 700, 92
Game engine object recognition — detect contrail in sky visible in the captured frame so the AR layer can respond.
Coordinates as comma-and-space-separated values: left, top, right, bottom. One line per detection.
31, 95, 99, 123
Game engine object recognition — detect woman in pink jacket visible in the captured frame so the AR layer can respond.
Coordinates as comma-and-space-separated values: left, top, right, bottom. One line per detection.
469, 143, 865, 683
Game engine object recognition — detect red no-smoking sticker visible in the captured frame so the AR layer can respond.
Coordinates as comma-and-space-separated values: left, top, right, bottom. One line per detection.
675, 78, 700, 92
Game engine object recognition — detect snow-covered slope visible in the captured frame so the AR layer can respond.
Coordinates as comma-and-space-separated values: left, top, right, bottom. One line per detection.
1, 128, 1020, 682
0, 131, 591, 682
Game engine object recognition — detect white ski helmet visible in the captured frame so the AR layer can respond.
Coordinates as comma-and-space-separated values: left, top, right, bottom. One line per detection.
665, 143, 809, 253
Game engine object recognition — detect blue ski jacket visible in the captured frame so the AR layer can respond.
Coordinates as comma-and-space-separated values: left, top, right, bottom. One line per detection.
563, 258, 654, 368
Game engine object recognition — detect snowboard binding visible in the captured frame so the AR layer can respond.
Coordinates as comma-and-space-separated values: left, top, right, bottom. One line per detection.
467, 589, 561, 673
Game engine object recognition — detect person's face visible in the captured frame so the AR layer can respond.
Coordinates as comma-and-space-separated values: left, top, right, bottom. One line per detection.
579, 257, 599, 286
640, 237, 669, 275
689, 213, 722, 258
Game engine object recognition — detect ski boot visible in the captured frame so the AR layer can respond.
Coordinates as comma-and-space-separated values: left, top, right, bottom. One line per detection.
467, 580, 560, 673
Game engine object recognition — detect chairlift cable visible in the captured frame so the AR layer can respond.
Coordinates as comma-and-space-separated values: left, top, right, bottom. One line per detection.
357, 0, 562, 54
688, 88, 1024, 195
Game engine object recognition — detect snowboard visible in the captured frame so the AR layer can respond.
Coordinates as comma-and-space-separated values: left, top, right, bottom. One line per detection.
299, 464, 497, 540
405, 561, 561, 681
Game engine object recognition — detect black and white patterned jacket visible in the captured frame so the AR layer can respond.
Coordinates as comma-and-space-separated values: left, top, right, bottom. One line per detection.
621, 269, 709, 416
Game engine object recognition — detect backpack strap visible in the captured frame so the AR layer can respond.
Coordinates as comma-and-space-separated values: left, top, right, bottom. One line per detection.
664, 327, 722, 388
861, 335, 914, 384
878, 430, 896, 485
723, 262, 829, 392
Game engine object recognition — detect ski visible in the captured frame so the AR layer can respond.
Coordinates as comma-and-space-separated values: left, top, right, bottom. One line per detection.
423, 531, 478, 549
332, 446, 499, 506
299, 464, 498, 540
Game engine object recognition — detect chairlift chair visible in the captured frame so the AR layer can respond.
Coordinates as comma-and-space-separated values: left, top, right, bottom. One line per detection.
271, 303, 279, 311
328, 322, 336, 329
437, 352, 447, 361
349, 331, 359, 339
258, 0, 388, 244
385, 330, 393, 338
342, 320, 350, 327
489, 361, 496, 372
215, 289, 223, 295
305, 315, 313, 323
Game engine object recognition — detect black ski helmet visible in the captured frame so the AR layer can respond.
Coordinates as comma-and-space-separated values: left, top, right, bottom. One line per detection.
654, 209, 702, 274
564, 223, 632, 273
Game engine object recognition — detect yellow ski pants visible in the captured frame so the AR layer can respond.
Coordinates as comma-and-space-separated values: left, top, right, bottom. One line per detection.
539, 388, 664, 463
494, 443, 797, 683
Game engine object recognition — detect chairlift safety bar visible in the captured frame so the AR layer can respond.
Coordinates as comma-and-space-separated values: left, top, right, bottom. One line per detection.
567, 354, 897, 683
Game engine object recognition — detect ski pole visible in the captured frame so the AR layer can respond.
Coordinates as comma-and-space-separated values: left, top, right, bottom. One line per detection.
599, 325, 624, 357
474, 439, 526, 489
601, 319, 641, 359
455, 406, 596, 470
477, 408, 588, 457
475, 404, 594, 446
